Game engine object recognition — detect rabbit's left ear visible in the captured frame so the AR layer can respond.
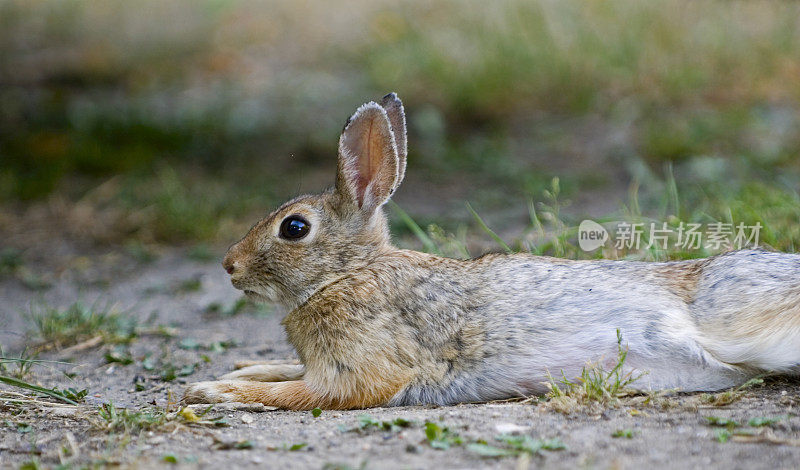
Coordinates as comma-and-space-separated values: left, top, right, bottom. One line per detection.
336, 101, 399, 212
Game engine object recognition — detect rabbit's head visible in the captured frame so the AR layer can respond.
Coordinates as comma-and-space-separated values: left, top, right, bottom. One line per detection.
222, 93, 407, 308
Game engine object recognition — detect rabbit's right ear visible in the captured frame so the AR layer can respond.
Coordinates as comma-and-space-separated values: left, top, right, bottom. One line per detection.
335, 101, 400, 213
379, 93, 407, 193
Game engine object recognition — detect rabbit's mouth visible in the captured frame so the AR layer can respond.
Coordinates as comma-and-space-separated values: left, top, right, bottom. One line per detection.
243, 289, 271, 302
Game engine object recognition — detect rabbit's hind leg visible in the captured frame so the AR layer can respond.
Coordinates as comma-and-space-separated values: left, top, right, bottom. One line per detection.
219, 364, 305, 382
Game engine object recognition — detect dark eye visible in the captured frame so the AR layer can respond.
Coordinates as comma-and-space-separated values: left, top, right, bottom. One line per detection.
279, 216, 310, 240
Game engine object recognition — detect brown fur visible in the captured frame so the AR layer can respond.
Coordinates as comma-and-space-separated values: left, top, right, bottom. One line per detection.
653, 258, 708, 303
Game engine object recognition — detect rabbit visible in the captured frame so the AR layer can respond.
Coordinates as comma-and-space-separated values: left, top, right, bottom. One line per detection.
184, 93, 800, 409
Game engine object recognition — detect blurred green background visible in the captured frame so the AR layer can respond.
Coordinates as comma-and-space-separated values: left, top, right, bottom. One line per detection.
2, 0, 799, 255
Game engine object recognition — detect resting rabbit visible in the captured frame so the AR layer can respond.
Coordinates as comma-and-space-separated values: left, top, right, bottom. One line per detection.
184, 93, 800, 409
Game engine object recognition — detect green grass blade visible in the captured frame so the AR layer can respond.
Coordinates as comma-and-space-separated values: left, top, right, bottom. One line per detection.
466, 202, 513, 253
389, 202, 440, 254
0, 375, 78, 405
0, 357, 72, 366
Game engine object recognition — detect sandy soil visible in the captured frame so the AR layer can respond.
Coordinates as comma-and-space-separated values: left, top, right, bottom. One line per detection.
1, 243, 800, 470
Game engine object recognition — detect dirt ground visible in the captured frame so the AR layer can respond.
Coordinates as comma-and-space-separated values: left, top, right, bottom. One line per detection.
1, 239, 800, 470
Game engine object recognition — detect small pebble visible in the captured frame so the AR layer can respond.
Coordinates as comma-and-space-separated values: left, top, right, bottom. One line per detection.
51, 408, 78, 417
495, 422, 530, 434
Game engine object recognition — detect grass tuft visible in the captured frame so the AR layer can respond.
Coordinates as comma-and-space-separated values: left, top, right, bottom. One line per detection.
468, 434, 565, 458
97, 402, 169, 434
424, 421, 464, 450
542, 329, 643, 413
94, 402, 228, 436
28, 302, 137, 350
342, 414, 415, 434
611, 429, 635, 439
699, 378, 765, 407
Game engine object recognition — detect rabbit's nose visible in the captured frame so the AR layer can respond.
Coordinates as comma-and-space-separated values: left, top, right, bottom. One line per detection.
222, 258, 235, 275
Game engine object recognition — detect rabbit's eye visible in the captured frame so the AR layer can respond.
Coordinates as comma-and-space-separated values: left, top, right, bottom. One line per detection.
279, 216, 310, 240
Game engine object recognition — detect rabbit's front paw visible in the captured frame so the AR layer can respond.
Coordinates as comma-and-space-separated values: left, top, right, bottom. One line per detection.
182, 379, 324, 409
183, 380, 238, 404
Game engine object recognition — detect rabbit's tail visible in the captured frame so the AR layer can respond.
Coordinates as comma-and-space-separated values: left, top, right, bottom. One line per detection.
691, 250, 800, 373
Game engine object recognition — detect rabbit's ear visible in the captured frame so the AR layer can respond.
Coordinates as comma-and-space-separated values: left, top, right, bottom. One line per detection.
336, 101, 399, 212
379, 93, 407, 193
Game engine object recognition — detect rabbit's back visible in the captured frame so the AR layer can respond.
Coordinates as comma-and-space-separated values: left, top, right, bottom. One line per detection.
381, 250, 799, 404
